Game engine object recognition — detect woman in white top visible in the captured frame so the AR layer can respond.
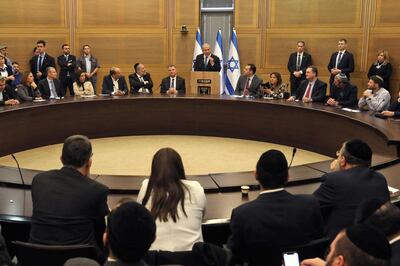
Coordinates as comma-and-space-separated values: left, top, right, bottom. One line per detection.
137, 148, 206, 251
73, 71, 95, 96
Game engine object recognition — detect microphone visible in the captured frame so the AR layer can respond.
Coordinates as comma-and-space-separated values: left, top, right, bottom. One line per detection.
288, 147, 297, 169
11, 154, 25, 186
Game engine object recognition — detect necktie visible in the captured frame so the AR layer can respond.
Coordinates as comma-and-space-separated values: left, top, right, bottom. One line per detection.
296, 54, 301, 70
171, 78, 175, 88
336, 52, 343, 68
49, 80, 57, 98
304, 83, 312, 98
204, 56, 208, 67
244, 78, 251, 96
37, 56, 43, 72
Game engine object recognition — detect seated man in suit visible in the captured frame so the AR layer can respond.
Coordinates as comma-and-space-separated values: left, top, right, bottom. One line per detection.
37, 67, 64, 99
101, 67, 128, 96
160, 65, 186, 95
301, 224, 391, 266
29, 135, 109, 249
381, 90, 400, 118
313, 139, 390, 239
129, 63, 153, 94
0, 76, 19, 106
227, 150, 323, 261
326, 73, 358, 108
103, 201, 156, 266
287, 41, 312, 95
234, 64, 263, 97
29, 40, 56, 83
358, 75, 391, 112
193, 43, 221, 72
327, 39, 355, 87
287, 66, 327, 103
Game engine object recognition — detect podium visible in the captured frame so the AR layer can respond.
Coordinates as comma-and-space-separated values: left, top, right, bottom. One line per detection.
190, 71, 220, 95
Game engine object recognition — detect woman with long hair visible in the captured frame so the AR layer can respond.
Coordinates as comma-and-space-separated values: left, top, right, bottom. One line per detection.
137, 148, 206, 251
262, 72, 287, 98
16, 72, 41, 101
73, 70, 95, 96
367, 50, 392, 91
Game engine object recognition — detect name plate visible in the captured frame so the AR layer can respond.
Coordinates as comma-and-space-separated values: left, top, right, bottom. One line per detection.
197, 79, 212, 84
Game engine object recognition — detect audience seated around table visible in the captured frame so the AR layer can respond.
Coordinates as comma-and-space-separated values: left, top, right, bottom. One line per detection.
16, 72, 42, 102
355, 198, 400, 266
312, 139, 390, 239
358, 75, 391, 112
227, 149, 323, 262
103, 201, 156, 266
301, 224, 391, 266
29, 135, 109, 256
325, 73, 357, 108
137, 147, 206, 251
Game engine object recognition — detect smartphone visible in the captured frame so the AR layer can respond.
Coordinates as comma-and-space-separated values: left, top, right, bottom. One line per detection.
283, 251, 300, 266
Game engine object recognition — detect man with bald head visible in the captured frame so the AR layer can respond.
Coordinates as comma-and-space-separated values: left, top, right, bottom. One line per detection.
37, 67, 64, 99
101, 67, 128, 96
193, 43, 221, 72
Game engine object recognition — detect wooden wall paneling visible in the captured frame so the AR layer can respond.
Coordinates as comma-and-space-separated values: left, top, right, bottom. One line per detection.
175, 0, 199, 29
235, 0, 259, 28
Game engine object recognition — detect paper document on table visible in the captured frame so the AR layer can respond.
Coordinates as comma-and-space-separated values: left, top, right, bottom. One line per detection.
231, 95, 243, 98
389, 186, 400, 199
342, 108, 360, 113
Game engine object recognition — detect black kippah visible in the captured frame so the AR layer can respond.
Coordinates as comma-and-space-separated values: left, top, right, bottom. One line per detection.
345, 139, 372, 163
258, 149, 288, 177
354, 198, 387, 224
346, 224, 391, 260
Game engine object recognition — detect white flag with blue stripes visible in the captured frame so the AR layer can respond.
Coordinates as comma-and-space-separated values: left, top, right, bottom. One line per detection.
192, 28, 203, 71
225, 29, 240, 95
213, 29, 224, 94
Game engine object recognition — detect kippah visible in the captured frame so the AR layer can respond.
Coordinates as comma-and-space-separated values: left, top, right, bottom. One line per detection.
335, 73, 348, 83
346, 224, 391, 260
345, 139, 372, 164
354, 198, 387, 224
258, 149, 288, 178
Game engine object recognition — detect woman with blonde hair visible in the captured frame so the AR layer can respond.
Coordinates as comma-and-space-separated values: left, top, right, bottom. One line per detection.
368, 50, 392, 91
137, 148, 206, 251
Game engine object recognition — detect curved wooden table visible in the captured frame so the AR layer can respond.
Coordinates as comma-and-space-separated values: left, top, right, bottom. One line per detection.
0, 95, 399, 224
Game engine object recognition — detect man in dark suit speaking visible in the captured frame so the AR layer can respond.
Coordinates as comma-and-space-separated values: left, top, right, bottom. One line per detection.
29, 135, 109, 249
234, 64, 263, 97
193, 43, 221, 72
160, 65, 186, 95
287, 66, 327, 103
227, 150, 323, 261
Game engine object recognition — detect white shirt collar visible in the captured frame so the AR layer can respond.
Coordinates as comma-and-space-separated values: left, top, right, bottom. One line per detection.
390, 234, 400, 244
260, 188, 284, 195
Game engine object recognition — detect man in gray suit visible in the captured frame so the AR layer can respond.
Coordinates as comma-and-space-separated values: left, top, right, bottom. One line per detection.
234, 64, 263, 97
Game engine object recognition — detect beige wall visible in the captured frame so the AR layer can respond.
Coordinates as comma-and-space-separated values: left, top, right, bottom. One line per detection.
1, 0, 399, 96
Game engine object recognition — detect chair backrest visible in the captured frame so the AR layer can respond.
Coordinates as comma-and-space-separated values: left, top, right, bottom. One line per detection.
234, 237, 331, 266
12, 241, 98, 266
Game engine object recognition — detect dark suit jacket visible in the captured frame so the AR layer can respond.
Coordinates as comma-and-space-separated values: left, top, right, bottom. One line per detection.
193, 54, 221, 72
328, 83, 358, 107
129, 73, 153, 94
37, 78, 64, 99
392, 240, 400, 266
0, 84, 18, 106
30, 53, 56, 81
160, 76, 186, 94
287, 52, 312, 80
367, 63, 392, 91
313, 167, 390, 238
234, 75, 263, 97
388, 101, 400, 118
294, 79, 327, 102
104, 260, 148, 266
327, 51, 355, 84
101, 75, 128, 95
29, 167, 109, 246
57, 54, 77, 81
227, 190, 323, 259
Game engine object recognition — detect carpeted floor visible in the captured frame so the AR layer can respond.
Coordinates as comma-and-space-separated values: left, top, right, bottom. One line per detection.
0, 135, 331, 175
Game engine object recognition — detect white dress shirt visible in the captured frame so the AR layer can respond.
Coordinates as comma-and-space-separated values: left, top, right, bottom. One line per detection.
47, 78, 57, 99
137, 179, 206, 251
112, 77, 119, 93
0, 64, 8, 78
84, 56, 91, 73
335, 50, 346, 68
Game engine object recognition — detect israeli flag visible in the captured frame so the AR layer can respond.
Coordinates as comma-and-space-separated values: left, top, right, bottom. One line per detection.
225, 29, 240, 95
192, 28, 203, 71
213, 29, 225, 94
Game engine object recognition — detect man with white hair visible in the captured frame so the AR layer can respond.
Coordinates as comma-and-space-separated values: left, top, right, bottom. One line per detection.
326, 73, 358, 107
193, 43, 221, 72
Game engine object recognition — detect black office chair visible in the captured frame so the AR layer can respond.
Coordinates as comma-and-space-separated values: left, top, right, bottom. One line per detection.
231, 237, 330, 266
12, 241, 98, 266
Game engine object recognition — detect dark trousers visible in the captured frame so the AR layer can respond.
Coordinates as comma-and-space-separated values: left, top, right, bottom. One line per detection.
290, 75, 305, 95
61, 76, 75, 96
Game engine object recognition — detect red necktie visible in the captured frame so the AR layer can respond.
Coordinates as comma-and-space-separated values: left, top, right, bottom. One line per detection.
304, 82, 312, 98
244, 78, 250, 96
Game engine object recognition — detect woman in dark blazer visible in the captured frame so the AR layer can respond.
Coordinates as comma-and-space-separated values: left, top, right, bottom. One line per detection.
16, 72, 41, 101
367, 50, 392, 91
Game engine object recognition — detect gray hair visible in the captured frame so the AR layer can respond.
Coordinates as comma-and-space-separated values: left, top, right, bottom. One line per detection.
335, 73, 348, 83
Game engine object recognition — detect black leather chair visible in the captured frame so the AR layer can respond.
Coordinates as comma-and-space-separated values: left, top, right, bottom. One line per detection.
231, 237, 330, 266
12, 241, 98, 266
